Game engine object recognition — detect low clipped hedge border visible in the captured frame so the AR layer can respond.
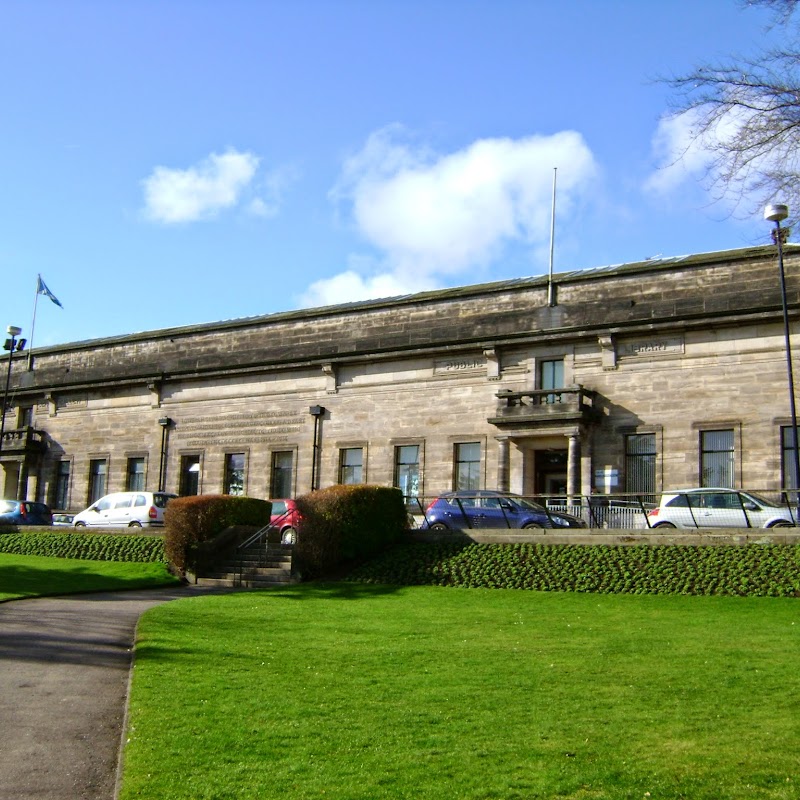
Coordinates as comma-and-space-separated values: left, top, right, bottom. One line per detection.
0, 532, 166, 563
344, 541, 800, 597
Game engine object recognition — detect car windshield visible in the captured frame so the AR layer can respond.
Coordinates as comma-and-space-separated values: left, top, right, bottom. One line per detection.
0, 500, 17, 513
508, 496, 547, 512
741, 491, 782, 508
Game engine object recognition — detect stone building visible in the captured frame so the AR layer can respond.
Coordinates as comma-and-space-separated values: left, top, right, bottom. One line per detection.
1, 243, 798, 512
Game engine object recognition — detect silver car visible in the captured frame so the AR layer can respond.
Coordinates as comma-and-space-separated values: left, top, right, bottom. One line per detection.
646, 488, 796, 529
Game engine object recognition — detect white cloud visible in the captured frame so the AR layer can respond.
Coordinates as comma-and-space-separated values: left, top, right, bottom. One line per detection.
645, 104, 788, 204
310, 126, 598, 307
645, 109, 711, 194
302, 268, 434, 308
247, 165, 300, 219
142, 149, 260, 223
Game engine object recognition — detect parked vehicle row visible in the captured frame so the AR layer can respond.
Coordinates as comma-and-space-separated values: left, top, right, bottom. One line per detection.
1, 487, 797, 532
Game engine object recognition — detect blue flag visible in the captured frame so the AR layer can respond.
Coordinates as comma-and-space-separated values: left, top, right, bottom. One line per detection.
37, 275, 63, 308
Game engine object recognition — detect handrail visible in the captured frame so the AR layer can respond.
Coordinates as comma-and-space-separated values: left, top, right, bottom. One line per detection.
233, 509, 295, 586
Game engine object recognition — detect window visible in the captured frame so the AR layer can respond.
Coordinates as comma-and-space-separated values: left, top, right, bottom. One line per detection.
339, 448, 363, 485
395, 445, 420, 499
270, 451, 294, 498
88, 459, 107, 504
540, 359, 564, 404
625, 434, 656, 495
126, 457, 145, 491
700, 429, 734, 488
781, 426, 798, 493
180, 455, 201, 496
54, 460, 70, 509
224, 453, 245, 496
454, 442, 481, 490
19, 406, 33, 427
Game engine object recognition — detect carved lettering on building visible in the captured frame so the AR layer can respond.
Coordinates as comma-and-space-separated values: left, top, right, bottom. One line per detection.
57, 395, 88, 409
619, 338, 684, 358
434, 357, 486, 374
174, 410, 306, 447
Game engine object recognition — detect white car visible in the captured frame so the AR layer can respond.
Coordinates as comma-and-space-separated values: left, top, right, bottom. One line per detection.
646, 488, 796, 529
73, 491, 177, 528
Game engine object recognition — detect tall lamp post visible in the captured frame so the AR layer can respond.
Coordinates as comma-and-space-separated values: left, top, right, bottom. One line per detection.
764, 204, 800, 513
0, 325, 26, 459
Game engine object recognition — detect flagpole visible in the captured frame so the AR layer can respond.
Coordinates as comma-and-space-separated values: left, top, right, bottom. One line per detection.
27, 276, 40, 371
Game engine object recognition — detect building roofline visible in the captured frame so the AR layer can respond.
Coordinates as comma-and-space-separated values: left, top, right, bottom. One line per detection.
32, 243, 796, 355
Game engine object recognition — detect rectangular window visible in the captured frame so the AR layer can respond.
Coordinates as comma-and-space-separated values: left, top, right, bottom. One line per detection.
540, 359, 564, 404
781, 426, 798, 493
700, 429, 734, 488
395, 445, 420, 499
19, 406, 33, 427
126, 457, 146, 492
88, 459, 107, 504
339, 448, 363, 485
625, 434, 656, 495
224, 453, 245, 496
180, 455, 201, 496
454, 442, 481, 490
55, 460, 70, 509
270, 451, 294, 498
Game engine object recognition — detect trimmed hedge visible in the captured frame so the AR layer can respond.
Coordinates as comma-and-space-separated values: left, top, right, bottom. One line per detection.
0, 531, 166, 562
343, 541, 800, 597
164, 495, 272, 574
293, 485, 408, 579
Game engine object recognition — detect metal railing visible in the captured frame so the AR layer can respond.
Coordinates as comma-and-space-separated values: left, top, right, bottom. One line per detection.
232, 509, 295, 586
404, 491, 800, 531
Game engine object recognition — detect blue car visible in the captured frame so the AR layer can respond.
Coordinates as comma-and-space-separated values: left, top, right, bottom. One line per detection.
420, 490, 586, 530
0, 499, 53, 527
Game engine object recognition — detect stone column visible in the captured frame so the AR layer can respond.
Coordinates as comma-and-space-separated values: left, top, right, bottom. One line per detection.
496, 437, 510, 492
567, 432, 580, 499
580, 430, 593, 497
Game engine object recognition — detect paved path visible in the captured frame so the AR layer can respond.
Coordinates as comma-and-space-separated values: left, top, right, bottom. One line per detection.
0, 585, 233, 800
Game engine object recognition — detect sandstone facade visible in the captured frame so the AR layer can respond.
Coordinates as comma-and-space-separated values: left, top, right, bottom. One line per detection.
1, 244, 798, 511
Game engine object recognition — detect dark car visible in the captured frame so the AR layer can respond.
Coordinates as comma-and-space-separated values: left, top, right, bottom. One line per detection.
0, 499, 53, 526
419, 490, 586, 530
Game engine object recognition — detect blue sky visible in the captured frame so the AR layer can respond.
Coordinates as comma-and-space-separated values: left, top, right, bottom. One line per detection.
0, 0, 785, 349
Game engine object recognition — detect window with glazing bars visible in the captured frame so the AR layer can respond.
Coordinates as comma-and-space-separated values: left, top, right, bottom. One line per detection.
624, 434, 656, 495
454, 442, 480, 490
700, 429, 734, 488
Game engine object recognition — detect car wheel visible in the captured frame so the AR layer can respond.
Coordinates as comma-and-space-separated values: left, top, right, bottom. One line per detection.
522, 522, 544, 529
74, 522, 86, 528
429, 522, 448, 531
652, 522, 677, 528
128, 521, 143, 528
281, 527, 297, 545
768, 520, 794, 528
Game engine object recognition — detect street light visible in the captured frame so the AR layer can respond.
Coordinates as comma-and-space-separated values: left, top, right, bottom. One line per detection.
0, 325, 26, 459
764, 203, 800, 513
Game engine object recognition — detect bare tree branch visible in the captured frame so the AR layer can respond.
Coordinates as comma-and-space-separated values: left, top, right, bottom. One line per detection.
660, 0, 800, 221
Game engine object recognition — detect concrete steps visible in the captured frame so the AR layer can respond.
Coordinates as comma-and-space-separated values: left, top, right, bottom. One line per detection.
195, 541, 295, 588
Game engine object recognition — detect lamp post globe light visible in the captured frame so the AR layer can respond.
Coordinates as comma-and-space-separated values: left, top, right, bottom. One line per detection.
0, 325, 26, 460
764, 204, 800, 515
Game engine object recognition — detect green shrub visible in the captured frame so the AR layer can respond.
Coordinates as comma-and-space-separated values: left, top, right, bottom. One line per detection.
163, 495, 272, 574
0, 531, 166, 562
293, 485, 408, 579
344, 541, 800, 597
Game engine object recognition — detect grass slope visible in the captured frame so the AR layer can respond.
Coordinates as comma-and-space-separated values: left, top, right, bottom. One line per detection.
0, 553, 179, 601
120, 584, 800, 799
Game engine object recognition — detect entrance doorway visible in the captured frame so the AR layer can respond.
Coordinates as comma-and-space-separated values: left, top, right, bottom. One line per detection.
534, 449, 567, 497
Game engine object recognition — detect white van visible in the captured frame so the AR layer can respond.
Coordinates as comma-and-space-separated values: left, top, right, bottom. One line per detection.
72, 492, 177, 528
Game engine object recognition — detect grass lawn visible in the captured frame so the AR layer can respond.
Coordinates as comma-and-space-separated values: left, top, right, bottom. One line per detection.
120, 584, 800, 799
0, 552, 179, 601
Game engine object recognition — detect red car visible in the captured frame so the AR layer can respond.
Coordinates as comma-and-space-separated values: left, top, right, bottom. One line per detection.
269, 498, 300, 544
